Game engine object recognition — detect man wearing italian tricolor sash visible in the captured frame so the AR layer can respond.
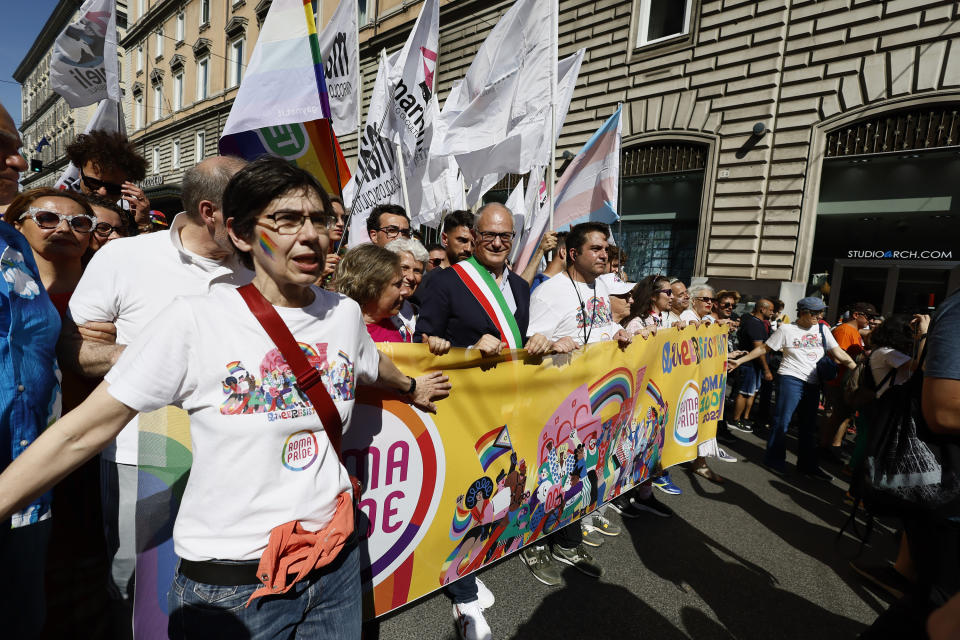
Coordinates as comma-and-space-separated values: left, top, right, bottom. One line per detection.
417, 204, 554, 358
415, 203, 553, 639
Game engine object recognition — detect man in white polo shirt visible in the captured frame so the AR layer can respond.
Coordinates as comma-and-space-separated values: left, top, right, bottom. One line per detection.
61, 155, 250, 603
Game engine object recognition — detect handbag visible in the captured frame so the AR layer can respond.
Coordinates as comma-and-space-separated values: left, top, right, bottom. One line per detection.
815, 322, 840, 384
857, 347, 960, 517
236, 283, 362, 500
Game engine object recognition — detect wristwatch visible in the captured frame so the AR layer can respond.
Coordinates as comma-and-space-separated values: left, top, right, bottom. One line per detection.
405, 376, 416, 396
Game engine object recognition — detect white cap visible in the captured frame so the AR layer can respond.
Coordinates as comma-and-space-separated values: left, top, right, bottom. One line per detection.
599, 273, 635, 295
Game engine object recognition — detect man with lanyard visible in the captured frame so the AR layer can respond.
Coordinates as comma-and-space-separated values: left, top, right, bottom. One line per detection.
416, 203, 553, 640
522, 222, 632, 586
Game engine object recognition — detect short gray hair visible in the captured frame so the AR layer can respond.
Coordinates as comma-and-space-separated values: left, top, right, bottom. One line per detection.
182, 156, 247, 219
688, 283, 715, 298
385, 237, 429, 263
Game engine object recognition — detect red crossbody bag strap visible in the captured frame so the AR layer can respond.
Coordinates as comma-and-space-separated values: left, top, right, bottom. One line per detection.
236, 283, 344, 456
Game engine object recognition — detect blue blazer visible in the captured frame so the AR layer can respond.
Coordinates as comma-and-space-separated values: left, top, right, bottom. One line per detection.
414, 266, 530, 349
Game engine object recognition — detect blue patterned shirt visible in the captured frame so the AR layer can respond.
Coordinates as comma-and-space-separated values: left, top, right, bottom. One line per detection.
0, 222, 62, 528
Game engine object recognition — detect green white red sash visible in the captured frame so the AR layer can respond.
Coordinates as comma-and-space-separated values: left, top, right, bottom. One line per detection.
452, 256, 523, 349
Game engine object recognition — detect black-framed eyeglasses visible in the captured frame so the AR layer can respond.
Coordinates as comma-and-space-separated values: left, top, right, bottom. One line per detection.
93, 222, 129, 238
80, 169, 123, 195
377, 225, 412, 239
19, 207, 96, 233
476, 230, 515, 244
656, 288, 673, 296
261, 211, 337, 235
694, 296, 717, 303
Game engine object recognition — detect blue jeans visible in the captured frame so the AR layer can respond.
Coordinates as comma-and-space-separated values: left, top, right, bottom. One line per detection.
765, 375, 819, 472
446, 575, 479, 604
168, 543, 362, 639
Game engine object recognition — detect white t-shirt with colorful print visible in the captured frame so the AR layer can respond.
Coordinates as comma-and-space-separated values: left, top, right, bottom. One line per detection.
527, 273, 622, 345
105, 285, 379, 561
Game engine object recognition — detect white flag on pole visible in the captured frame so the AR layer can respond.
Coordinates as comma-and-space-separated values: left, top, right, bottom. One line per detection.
50, 0, 120, 108
456, 47, 584, 206
346, 51, 404, 248
56, 99, 126, 190
430, 0, 556, 187
317, 0, 360, 137
512, 167, 550, 273
417, 95, 466, 228
505, 180, 527, 263
386, 0, 439, 220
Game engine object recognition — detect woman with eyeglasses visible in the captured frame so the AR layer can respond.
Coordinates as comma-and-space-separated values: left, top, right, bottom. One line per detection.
320, 195, 348, 285
623, 274, 673, 336
0, 157, 450, 639
85, 194, 135, 252
4, 188, 97, 312
3, 187, 114, 635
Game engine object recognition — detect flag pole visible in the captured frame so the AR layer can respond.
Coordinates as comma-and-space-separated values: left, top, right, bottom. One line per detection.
547, 0, 559, 231
304, 0, 346, 203
395, 140, 412, 217
355, 0, 363, 167
616, 100, 624, 250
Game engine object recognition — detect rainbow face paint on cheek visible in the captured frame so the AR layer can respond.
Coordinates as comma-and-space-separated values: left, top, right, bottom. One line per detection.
258, 232, 277, 259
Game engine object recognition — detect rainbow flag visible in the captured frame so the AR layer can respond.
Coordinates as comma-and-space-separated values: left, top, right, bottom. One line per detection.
219, 0, 349, 193
474, 425, 512, 471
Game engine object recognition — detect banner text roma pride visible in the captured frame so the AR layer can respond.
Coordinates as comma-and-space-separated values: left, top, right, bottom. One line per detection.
344, 323, 727, 616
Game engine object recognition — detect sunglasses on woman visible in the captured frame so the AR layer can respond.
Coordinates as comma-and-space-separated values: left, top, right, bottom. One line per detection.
19, 207, 97, 233
694, 296, 717, 303
656, 288, 673, 296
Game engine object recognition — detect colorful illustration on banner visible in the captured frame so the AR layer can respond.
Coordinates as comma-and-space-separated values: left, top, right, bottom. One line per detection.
438, 364, 666, 591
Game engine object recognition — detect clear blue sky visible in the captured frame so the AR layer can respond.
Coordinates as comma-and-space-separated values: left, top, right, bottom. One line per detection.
1, 0, 62, 128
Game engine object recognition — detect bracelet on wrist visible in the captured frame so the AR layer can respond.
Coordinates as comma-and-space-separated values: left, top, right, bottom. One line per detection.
405, 376, 416, 396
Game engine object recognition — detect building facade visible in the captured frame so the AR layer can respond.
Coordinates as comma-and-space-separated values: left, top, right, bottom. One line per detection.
21, 0, 960, 316
15, 1, 129, 190
408, 0, 960, 316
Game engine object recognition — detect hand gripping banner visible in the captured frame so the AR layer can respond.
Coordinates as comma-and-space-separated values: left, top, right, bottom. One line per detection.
133, 324, 727, 633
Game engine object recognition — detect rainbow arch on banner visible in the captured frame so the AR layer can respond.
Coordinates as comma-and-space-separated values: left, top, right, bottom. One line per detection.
588, 367, 634, 414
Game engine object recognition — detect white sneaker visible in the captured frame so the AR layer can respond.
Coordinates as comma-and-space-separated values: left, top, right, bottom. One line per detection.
475, 577, 495, 609
453, 600, 492, 640
716, 447, 738, 463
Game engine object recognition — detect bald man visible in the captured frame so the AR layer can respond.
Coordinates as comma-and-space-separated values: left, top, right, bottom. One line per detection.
61, 155, 253, 607
415, 203, 553, 640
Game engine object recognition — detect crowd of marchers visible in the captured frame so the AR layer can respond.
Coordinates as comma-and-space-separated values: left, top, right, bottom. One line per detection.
1, 99, 959, 640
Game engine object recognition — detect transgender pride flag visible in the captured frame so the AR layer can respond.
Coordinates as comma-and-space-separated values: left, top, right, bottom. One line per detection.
219, 0, 349, 194
552, 105, 622, 230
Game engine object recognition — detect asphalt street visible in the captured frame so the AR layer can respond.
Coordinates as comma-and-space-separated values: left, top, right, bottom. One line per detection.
370, 428, 901, 640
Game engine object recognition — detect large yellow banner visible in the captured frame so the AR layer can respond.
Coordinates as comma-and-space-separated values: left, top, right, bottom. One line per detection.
343, 323, 728, 616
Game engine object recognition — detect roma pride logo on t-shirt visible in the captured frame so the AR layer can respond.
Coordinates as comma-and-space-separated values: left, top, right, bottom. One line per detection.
282, 430, 319, 471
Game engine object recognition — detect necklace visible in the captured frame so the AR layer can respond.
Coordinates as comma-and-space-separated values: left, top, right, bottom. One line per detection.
568, 269, 597, 345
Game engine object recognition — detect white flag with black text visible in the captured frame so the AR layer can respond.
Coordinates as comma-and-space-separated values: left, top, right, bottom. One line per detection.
317, 0, 360, 136
50, 0, 120, 108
